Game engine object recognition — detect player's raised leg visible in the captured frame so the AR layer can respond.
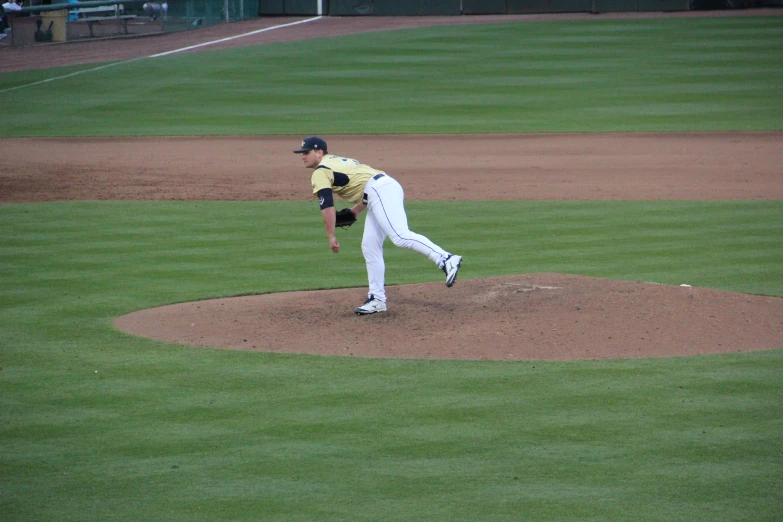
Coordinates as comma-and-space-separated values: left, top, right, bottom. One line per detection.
368, 179, 449, 264
368, 178, 461, 286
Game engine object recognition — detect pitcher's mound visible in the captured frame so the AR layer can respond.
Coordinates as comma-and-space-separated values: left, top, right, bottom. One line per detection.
114, 274, 783, 361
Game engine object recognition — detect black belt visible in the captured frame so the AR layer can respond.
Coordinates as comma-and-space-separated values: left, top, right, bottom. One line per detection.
364, 174, 386, 204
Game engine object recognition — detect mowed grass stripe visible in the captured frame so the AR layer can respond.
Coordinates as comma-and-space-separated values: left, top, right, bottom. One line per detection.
3, 332, 781, 520
1, 16, 781, 136
3, 201, 781, 311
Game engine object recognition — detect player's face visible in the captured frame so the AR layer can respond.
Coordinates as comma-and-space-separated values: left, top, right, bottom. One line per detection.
301, 150, 322, 168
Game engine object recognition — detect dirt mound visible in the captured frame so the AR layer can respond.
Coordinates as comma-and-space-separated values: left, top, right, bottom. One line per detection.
114, 274, 783, 361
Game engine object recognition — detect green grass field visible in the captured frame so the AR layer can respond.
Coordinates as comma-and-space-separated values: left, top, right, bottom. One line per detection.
2, 15, 782, 135
1, 15, 782, 522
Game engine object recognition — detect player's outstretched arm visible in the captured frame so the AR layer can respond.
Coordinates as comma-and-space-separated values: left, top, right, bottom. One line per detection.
320, 206, 339, 253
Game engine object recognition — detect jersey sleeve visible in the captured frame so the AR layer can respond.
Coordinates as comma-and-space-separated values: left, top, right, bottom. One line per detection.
311, 167, 334, 196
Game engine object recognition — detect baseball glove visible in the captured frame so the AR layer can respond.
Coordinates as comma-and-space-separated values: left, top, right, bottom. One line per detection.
335, 208, 357, 229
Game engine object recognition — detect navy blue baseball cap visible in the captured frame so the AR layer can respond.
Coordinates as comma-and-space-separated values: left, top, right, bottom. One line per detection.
293, 136, 327, 153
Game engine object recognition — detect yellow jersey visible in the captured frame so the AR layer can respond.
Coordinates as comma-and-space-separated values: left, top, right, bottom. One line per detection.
311, 155, 384, 205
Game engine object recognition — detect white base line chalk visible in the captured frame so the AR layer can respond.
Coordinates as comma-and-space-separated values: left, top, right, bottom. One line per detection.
0, 16, 322, 94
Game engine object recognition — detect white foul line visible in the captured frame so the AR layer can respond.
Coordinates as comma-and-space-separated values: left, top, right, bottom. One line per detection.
0, 59, 144, 93
149, 16, 322, 57
0, 16, 322, 94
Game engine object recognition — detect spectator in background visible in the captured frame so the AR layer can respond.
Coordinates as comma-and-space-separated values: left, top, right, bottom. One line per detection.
1, 0, 23, 39
142, 1, 167, 22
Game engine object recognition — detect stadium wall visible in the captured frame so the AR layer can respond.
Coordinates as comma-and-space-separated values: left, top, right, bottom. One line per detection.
259, 0, 692, 15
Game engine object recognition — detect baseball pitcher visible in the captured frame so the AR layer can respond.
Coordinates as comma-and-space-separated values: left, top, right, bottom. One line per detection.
294, 136, 462, 315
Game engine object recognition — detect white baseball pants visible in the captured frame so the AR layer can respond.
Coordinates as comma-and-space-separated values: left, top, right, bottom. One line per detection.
362, 174, 449, 303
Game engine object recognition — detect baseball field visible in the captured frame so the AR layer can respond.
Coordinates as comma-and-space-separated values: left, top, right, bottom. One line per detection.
1, 10, 782, 521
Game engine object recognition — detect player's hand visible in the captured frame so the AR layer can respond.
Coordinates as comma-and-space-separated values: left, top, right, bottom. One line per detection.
329, 236, 340, 253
